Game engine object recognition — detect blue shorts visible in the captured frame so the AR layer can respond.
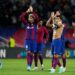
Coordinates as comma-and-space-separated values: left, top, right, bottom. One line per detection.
25, 40, 37, 53
36, 43, 44, 53
60, 40, 65, 55
52, 39, 62, 55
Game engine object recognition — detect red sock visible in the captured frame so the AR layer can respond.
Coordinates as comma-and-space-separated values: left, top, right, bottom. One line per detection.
57, 59, 61, 67
52, 57, 59, 69
27, 52, 33, 66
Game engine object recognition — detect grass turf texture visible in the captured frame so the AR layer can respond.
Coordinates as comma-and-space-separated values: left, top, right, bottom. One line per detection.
0, 59, 75, 75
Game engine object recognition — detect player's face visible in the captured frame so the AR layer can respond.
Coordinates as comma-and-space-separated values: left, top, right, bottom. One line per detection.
38, 20, 43, 26
39, 21, 43, 26
51, 12, 55, 19
55, 11, 60, 16
28, 16, 34, 23
55, 17, 62, 25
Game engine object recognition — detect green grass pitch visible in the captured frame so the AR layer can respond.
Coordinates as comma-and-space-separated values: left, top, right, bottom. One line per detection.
0, 59, 75, 75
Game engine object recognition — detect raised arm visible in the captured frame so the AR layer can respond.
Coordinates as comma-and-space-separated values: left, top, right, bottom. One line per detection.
20, 6, 33, 24
20, 12, 28, 24
20, 6, 39, 24
46, 17, 53, 27
46, 12, 55, 27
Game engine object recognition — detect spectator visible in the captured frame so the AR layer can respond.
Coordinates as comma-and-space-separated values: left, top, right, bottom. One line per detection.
9, 36, 15, 48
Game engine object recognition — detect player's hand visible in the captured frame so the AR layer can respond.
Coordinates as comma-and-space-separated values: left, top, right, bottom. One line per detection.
26, 8, 30, 13
26, 6, 33, 13
30, 6, 33, 12
51, 12, 55, 19
26, 6, 32, 13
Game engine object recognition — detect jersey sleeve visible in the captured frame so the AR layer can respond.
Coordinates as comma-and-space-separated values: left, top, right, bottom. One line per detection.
43, 27, 49, 41
20, 12, 28, 24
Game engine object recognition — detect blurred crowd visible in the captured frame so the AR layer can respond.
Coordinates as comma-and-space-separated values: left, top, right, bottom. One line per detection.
0, 0, 75, 28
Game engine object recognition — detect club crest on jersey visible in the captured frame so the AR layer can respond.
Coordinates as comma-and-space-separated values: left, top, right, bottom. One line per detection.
27, 26, 34, 29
